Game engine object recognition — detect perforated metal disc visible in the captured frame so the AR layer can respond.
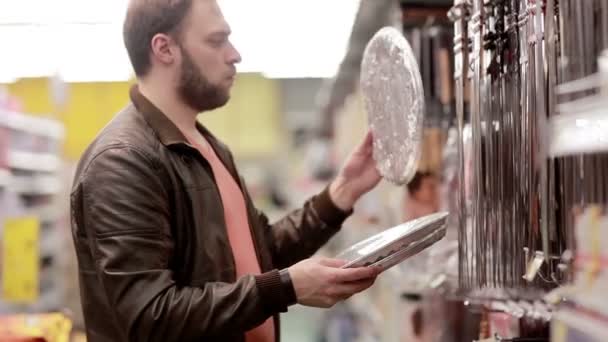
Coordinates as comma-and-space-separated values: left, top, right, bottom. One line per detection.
360, 27, 425, 185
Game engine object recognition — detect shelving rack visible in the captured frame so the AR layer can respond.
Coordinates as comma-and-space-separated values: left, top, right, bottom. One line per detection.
0, 108, 65, 314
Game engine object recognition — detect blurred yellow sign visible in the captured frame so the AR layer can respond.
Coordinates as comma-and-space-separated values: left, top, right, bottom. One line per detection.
2, 216, 39, 303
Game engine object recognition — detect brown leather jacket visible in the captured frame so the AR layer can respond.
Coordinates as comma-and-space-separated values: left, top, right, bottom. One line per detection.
70, 86, 351, 342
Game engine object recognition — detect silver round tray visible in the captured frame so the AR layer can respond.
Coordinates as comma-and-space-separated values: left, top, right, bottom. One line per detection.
337, 212, 449, 270
360, 26, 425, 185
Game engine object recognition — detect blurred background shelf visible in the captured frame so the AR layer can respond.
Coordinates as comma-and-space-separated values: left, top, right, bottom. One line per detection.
7, 151, 61, 173
0, 108, 66, 320
0, 169, 9, 187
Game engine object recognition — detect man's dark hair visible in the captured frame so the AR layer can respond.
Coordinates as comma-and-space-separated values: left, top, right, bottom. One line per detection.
406, 171, 434, 195
123, 0, 193, 77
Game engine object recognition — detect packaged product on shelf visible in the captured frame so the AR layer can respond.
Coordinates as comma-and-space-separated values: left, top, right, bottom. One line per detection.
0, 313, 72, 342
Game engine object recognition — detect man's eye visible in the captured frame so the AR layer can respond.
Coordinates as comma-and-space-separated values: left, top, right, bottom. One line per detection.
210, 38, 226, 47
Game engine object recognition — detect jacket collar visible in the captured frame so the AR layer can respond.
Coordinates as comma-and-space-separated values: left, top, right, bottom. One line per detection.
130, 84, 191, 147
129, 84, 239, 178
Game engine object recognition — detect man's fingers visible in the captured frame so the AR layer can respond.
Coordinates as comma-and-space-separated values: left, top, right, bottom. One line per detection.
332, 278, 377, 297
332, 265, 380, 283
354, 130, 374, 154
363, 130, 374, 153
363, 130, 373, 146
350, 278, 376, 292
318, 258, 348, 268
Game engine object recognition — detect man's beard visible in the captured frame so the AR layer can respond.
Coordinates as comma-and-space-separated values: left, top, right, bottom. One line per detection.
177, 47, 230, 112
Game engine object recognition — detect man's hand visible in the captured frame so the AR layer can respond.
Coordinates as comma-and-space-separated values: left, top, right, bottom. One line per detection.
330, 130, 382, 211
287, 258, 380, 308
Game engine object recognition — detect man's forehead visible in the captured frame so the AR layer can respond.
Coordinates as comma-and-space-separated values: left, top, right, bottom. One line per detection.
188, 0, 231, 33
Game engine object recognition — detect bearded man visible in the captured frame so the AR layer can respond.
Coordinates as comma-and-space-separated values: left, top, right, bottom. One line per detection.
70, 1, 383, 341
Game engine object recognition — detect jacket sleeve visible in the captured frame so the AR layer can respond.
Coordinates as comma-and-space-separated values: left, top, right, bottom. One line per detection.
259, 187, 353, 270
76, 146, 290, 342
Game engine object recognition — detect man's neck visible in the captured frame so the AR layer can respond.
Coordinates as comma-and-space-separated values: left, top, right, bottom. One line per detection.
138, 80, 199, 136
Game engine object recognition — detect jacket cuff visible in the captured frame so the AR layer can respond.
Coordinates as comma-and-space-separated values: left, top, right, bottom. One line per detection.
279, 269, 297, 306
255, 270, 294, 314
312, 186, 353, 227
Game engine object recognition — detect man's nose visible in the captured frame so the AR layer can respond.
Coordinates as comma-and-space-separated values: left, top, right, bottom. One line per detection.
227, 41, 242, 64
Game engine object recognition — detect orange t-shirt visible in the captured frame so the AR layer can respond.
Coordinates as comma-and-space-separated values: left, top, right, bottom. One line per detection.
186, 133, 274, 342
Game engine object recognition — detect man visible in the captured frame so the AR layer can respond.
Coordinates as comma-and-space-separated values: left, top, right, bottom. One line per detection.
70, 0, 383, 341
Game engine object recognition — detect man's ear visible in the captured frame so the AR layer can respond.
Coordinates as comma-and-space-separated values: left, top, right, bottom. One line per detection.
150, 33, 179, 66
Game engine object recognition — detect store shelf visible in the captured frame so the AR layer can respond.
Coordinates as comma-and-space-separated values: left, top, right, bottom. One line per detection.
33, 204, 64, 222
40, 223, 65, 258
0, 168, 10, 187
400, 0, 451, 23
0, 169, 62, 195
0, 109, 66, 315
400, 0, 453, 8
7, 150, 61, 172
562, 294, 608, 323
549, 107, 608, 157
553, 308, 608, 342
11, 175, 61, 195
0, 109, 64, 140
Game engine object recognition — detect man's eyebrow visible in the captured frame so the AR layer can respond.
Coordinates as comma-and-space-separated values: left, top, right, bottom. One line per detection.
208, 29, 231, 38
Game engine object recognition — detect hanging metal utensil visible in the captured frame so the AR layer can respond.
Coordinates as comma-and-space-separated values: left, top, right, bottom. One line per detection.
449, 0, 472, 289
506, 0, 523, 286
449, 0, 596, 296
529, 0, 550, 270
470, 0, 486, 289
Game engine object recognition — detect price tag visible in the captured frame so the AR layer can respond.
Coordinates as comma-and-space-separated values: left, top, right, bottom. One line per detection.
2, 217, 39, 303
